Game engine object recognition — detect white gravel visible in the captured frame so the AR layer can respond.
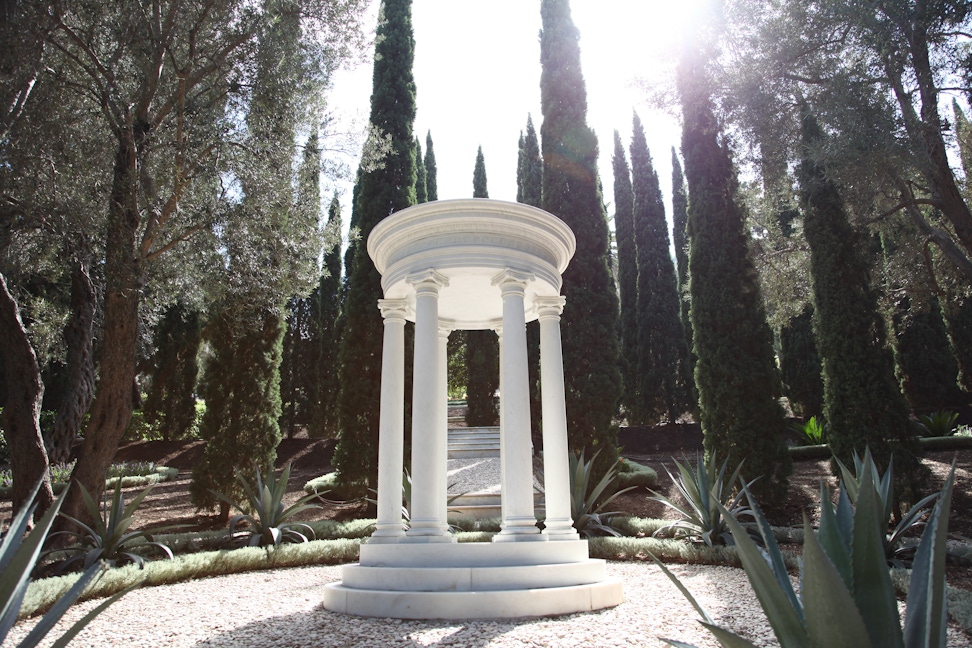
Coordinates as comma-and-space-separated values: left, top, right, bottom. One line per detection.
447, 459, 543, 496
8, 562, 971, 648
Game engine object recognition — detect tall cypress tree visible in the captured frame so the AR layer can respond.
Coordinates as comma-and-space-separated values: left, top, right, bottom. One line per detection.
797, 107, 925, 498
143, 301, 201, 441
671, 147, 697, 413
540, 0, 622, 460
891, 295, 964, 409
310, 193, 344, 437
517, 115, 544, 443
612, 131, 639, 420
424, 130, 438, 201
191, 1, 303, 518
630, 113, 687, 425
465, 147, 500, 426
779, 305, 824, 418
677, 26, 791, 505
333, 0, 417, 488
414, 137, 428, 203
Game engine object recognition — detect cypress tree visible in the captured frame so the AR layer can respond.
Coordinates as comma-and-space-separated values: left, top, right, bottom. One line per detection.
466, 147, 500, 426
671, 148, 697, 413
414, 138, 428, 203
797, 108, 925, 498
892, 294, 964, 409
309, 193, 344, 437
333, 0, 417, 488
677, 28, 791, 505
540, 0, 622, 460
517, 115, 544, 443
612, 131, 639, 419
630, 113, 687, 425
191, 1, 302, 517
942, 284, 972, 393
424, 130, 438, 201
143, 302, 201, 441
779, 305, 824, 418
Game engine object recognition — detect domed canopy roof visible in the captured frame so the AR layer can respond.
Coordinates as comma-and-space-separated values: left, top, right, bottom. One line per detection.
368, 199, 576, 329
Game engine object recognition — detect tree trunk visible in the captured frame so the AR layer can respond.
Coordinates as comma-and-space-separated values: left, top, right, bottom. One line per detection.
0, 271, 53, 519
57, 132, 142, 528
47, 259, 96, 464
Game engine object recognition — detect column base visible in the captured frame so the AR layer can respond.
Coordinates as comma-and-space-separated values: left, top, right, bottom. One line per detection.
493, 518, 545, 542
542, 518, 579, 540
365, 534, 405, 545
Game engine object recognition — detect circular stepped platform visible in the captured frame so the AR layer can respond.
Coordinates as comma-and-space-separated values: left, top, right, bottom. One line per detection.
323, 541, 623, 619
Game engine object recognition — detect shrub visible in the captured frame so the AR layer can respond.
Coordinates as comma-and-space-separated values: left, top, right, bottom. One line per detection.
616, 458, 658, 488
791, 415, 827, 445
46, 481, 181, 572
303, 471, 367, 501
649, 454, 756, 546
568, 449, 636, 537
653, 452, 957, 647
214, 463, 320, 547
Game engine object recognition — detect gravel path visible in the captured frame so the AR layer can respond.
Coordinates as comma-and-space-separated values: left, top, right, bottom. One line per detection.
8, 562, 971, 647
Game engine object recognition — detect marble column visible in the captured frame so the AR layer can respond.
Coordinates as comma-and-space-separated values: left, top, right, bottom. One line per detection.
405, 270, 453, 541
370, 299, 410, 543
535, 296, 578, 540
492, 269, 542, 541
437, 325, 451, 526
493, 323, 506, 524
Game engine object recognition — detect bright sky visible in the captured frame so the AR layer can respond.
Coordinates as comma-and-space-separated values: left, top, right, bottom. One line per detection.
327, 0, 690, 246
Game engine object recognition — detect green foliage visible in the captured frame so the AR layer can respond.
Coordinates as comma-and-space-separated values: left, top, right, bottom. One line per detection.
424, 131, 438, 201
568, 450, 636, 537
612, 130, 639, 420
0, 463, 176, 496
516, 115, 542, 208
414, 138, 427, 203
540, 0, 622, 462
47, 482, 179, 572
630, 113, 690, 425
334, 0, 417, 488
615, 458, 657, 489
835, 449, 942, 568
792, 416, 827, 446
0, 423, 8, 466
891, 295, 965, 410
143, 302, 202, 441
916, 410, 960, 437
677, 24, 792, 506
797, 109, 926, 501
302, 471, 367, 501
472, 145, 488, 199
213, 463, 320, 548
671, 148, 698, 415
1, 481, 134, 647
649, 455, 756, 547
653, 451, 957, 648
309, 193, 344, 439
190, 312, 285, 517
779, 305, 825, 418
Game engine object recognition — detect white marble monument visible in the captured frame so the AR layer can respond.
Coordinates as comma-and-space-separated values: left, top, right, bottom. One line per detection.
322, 198, 623, 619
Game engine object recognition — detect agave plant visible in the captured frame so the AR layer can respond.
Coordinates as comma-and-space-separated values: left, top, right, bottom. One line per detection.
915, 410, 960, 437
47, 481, 181, 572
2, 481, 136, 647
568, 449, 636, 537
648, 454, 756, 546
215, 463, 321, 547
835, 449, 941, 567
653, 456, 957, 648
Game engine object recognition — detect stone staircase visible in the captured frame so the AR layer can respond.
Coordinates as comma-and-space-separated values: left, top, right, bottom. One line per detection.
447, 426, 500, 459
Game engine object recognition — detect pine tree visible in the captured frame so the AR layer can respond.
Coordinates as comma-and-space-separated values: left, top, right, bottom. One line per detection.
611, 131, 639, 420
540, 0, 622, 461
797, 107, 925, 498
892, 295, 964, 409
310, 193, 344, 437
779, 305, 824, 418
333, 0, 417, 488
414, 138, 428, 203
630, 113, 687, 425
517, 115, 544, 444
424, 130, 438, 201
465, 147, 500, 426
143, 302, 201, 441
671, 148, 697, 413
677, 28, 791, 505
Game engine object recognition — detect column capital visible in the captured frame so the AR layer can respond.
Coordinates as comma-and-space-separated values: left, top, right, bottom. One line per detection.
378, 299, 410, 322
535, 295, 567, 320
491, 268, 534, 297
407, 269, 450, 295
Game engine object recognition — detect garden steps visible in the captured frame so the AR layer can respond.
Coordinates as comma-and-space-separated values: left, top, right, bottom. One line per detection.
447, 426, 501, 459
